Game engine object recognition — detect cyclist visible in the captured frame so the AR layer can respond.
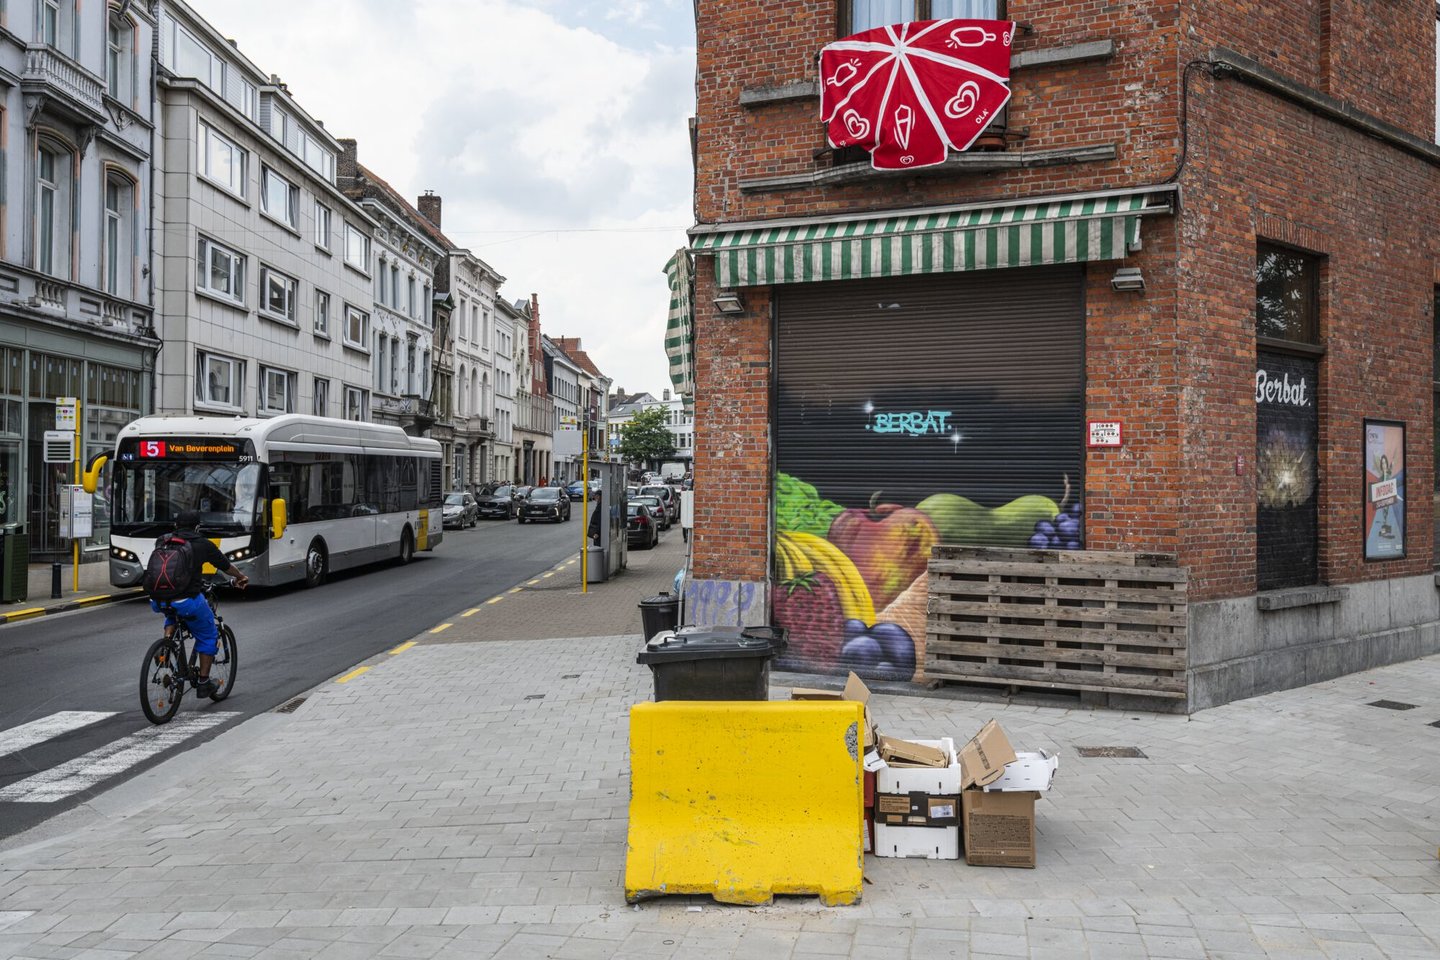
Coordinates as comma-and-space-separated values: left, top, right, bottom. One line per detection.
147, 509, 248, 697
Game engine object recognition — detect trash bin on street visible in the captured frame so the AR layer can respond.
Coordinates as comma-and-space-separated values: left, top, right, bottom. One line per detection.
0, 524, 27, 603
636, 626, 787, 701
638, 591, 679, 640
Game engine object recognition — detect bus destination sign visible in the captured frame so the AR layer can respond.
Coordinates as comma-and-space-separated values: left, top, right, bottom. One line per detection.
120, 437, 253, 461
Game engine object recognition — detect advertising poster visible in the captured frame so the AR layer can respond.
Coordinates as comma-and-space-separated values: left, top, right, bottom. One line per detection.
1254, 351, 1319, 591
1363, 420, 1405, 560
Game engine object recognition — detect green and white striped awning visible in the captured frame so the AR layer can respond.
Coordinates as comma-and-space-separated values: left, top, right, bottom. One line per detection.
662, 248, 694, 399
691, 190, 1171, 288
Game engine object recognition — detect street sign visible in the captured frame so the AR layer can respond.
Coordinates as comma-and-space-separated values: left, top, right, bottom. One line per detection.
55, 397, 77, 431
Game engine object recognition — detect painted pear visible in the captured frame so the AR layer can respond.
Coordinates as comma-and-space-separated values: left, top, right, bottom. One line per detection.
918, 493, 1059, 548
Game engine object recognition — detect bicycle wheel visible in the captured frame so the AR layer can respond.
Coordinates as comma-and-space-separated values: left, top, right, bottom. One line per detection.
209, 624, 237, 702
140, 637, 185, 725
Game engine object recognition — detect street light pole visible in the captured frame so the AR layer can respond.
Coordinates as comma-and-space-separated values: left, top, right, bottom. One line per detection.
580, 409, 589, 593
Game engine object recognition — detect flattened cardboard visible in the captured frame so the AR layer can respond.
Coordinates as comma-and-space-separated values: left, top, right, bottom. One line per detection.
874, 738, 962, 796
982, 749, 1059, 792
878, 735, 947, 768
962, 789, 1038, 868
790, 688, 842, 700
959, 719, 1018, 789
793, 673, 875, 749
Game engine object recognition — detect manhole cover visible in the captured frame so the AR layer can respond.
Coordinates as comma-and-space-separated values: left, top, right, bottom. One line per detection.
524, 694, 545, 701
275, 697, 307, 714
1076, 746, 1147, 759
1368, 700, 1416, 711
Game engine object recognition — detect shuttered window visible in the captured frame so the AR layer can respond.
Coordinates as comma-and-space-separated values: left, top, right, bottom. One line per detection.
773, 267, 1085, 680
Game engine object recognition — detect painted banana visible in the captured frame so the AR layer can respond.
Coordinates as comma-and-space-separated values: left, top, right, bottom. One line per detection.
776, 530, 876, 625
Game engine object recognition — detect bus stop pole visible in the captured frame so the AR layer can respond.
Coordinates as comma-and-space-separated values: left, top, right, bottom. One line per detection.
580, 413, 589, 594
72, 398, 80, 594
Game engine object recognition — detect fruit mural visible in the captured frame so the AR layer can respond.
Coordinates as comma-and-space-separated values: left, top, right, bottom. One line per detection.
774, 472, 1083, 681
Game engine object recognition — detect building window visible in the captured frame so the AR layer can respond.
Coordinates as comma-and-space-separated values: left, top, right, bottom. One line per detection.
407, 277, 417, 317
260, 166, 298, 229
375, 333, 388, 391
259, 266, 297, 324
260, 366, 295, 415
344, 223, 369, 271
300, 133, 335, 182
169, 18, 220, 87
103, 173, 134, 298
390, 263, 400, 308
344, 386, 367, 421
107, 17, 132, 102
344, 304, 369, 349
1256, 243, 1320, 345
197, 120, 246, 196
457, 297, 468, 340
406, 341, 417, 394
377, 258, 387, 303
315, 289, 331, 337
423, 283, 431, 325
35, 141, 72, 278
196, 351, 243, 409
842, 1, 1000, 34
196, 235, 245, 304
1255, 242, 1322, 592
391, 338, 400, 393
314, 202, 331, 249
313, 377, 329, 417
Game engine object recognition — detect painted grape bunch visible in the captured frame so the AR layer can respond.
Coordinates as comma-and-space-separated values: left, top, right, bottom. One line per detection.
1028, 475, 1082, 550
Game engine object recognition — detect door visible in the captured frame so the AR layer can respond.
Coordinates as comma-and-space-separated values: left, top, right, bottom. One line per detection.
773, 267, 1086, 681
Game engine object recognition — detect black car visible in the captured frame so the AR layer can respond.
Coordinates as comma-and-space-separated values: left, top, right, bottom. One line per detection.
519, 486, 571, 523
475, 483, 518, 520
627, 502, 659, 549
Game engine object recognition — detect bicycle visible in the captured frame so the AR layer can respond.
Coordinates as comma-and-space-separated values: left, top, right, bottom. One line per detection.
139, 579, 239, 725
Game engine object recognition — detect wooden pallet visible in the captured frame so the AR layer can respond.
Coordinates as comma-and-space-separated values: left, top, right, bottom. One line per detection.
925, 546, 1188, 700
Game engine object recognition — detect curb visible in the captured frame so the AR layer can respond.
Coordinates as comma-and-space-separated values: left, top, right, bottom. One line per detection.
0, 589, 147, 624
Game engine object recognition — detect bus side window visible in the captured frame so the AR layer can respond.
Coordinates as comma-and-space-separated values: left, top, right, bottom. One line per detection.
399, 457, 418, 511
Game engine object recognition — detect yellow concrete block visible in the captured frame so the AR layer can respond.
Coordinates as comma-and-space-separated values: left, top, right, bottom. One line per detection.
625, 700, 865, 907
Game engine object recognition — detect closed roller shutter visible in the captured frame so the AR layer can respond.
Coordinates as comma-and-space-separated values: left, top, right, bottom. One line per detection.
773, 267, 1085, 682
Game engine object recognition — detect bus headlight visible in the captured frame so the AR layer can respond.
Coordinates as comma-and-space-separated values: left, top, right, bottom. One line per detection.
111, 546, 138, 562
226, 547, 253, 561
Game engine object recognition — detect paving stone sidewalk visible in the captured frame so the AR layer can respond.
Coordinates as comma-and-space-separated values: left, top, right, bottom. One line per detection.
3, 547, 1440, 957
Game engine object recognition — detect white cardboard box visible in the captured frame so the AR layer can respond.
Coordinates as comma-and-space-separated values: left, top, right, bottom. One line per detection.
873, 820, 960, 860
873, 738, 960, 794
981, 750, 1059, 793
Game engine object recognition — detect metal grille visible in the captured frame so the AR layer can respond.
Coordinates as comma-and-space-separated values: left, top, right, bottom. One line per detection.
1367, 699, 1416, 711
1075, 746, 1147, 758
275, 697, 307, 714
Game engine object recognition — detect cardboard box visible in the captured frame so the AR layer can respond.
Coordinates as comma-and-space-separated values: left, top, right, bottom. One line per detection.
874, 792, 959, 827
874, 738, 961, 796
982, 750, 1059, 792
874, 820, 960, 860
959, 719, 1018, 789
962, 789, 1038, 868
791, 672, 876, 750
878, 734, 948, 768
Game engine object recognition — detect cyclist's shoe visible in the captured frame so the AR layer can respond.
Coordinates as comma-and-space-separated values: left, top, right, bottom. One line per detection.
194, 676, 219, 699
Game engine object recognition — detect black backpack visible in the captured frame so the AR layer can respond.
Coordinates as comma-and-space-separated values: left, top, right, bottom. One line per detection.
144, 533, 199, 601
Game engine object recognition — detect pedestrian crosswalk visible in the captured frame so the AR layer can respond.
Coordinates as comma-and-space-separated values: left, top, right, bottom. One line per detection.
0, 711, 236, 803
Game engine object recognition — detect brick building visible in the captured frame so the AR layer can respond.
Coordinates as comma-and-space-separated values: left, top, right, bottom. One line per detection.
683, 2, 1440, 709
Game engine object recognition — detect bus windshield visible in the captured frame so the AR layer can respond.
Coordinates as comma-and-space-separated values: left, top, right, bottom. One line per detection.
113, 460, 262, 537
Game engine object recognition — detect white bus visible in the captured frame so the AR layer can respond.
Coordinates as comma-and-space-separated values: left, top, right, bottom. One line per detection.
103, 415, 443, 589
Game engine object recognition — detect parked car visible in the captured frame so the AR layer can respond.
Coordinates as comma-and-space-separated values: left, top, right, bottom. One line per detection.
475, 483, 518, 520
640, 484, 680, 523
564, 480, 586, 499
512, 484, 534, 502
519, 486, 571, 523
442, 491, 479, 529
627, 502, 659, 549
631, 495, 670, 530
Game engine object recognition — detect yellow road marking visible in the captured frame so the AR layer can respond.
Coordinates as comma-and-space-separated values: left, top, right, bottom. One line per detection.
429, 623, 453, 634
336, 666, 371, 684
541, 572, 555, 578
74, 595, 111, 605
461, 607, 480, 617
486, 597, 503, 605
526, 579, 541, 586
389, 641, 416, 655
508, 587, 522, 594
3, 608, 45, 622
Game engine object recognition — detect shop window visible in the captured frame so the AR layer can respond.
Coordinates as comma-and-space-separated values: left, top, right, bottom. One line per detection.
1255, 242, 1322, 591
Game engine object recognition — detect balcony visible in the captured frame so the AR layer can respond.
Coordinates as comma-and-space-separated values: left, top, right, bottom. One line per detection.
22, 45, 108, 127
0, 264, 153, 339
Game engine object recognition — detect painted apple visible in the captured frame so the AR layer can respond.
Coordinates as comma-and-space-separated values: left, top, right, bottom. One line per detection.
827, 492, 938, 609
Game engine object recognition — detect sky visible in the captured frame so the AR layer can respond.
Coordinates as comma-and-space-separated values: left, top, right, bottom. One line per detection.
190, 0, 696, 399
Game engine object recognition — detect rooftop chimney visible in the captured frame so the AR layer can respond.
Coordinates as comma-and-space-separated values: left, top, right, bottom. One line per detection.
417, 191, 442, 228
337, 138, 359, 180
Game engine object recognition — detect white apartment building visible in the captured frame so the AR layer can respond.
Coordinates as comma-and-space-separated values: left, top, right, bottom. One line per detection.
492, 297, 519, 484
0, 0, 158, 558
544, 338, 582, 483
606, 389, 692, 468
336, 141, 442, 435
153, 0, 375, 423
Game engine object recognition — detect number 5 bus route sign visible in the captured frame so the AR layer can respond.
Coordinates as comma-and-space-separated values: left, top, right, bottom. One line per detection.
1087, 421, 1123, 448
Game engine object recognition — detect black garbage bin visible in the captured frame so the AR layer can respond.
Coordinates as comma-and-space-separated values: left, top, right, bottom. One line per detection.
0, 525, 27, 603
636, 626, 787, 701
637, 591, 680, 640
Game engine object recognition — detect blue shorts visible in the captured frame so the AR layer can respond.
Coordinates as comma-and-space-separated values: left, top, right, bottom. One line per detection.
151, 595, 219, 656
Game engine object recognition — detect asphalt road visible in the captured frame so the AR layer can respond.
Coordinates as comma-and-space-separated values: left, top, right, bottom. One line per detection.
0, 511, 589, 841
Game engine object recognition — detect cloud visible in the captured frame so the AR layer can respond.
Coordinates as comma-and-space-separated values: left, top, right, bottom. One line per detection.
188, 0, 696, 396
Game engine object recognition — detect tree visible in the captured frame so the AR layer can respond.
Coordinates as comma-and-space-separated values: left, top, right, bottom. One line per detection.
617, 407, 677, 467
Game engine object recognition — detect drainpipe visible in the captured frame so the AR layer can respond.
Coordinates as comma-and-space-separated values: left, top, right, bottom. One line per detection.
144, 0, 162, 412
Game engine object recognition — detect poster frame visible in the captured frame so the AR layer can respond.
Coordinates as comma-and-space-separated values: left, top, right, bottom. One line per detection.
1362, 418, 1405, 562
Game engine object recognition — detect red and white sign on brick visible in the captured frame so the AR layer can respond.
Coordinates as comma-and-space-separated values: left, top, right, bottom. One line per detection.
1087, 421, 1123, 447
